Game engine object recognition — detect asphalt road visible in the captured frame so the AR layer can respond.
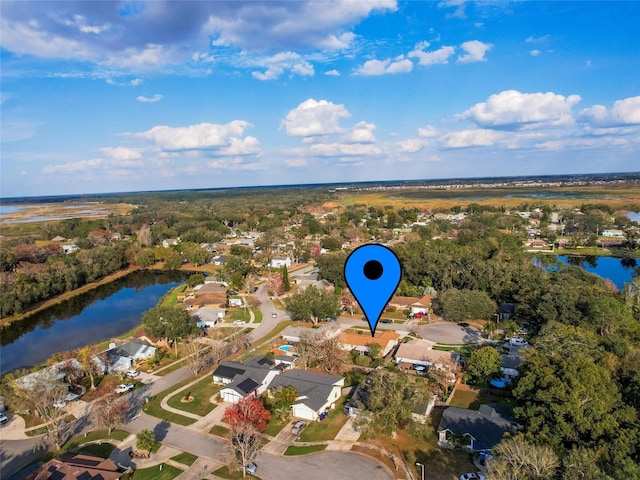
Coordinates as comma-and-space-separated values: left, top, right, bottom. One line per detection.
256, 451, 394, 480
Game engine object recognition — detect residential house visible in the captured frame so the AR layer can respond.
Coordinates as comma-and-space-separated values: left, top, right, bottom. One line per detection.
62, 244, 78, 254
412, 397, 437, 424
268, 369, 344, 421
280, 324, 341, 343
395, 339, 459, 372
193, 306, 226, 327
212, 356, 285, 404
601, 229, 625, 237
339, 330, 401, 357
133, 330, 167, 348
162, 238, 180, 247
98, 339, 156, 373
211, 255, 227, 266
410, 294, 434, 314
228, 297, 243, 308
16, 359, 83, 390
269, 256, 292, 269
24, 452, 121, 480
498, 303, 517, 321
194, 283, 228, 294
437, 404, 520, 451
51, 235, 66, 242
500, 354, 522, 379
389, 296, 421, 312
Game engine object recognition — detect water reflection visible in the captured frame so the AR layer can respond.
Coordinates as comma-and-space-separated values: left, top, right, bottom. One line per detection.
0, 270, 189, 374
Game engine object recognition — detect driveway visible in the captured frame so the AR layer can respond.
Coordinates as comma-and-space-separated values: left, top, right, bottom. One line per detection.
256, 451, 393, 480
419, 322, 484, 344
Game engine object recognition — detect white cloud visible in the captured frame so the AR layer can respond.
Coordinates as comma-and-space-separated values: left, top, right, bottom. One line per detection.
131, 121, 258, 154
285, 158, 308, 167
438, 0, 467, 19
462, 90, 581, 129
309, 143, 383, 157
442, 129, 501, 148
325, 69, 340, 76
101, 147, 142, 161
529, 49, 541, 56
408, 42, 455, 66
318, 32, 356, 50
349, 121, 377, 143
251, 51, 314, 80
397, 138, 427, 153
130, 78, 143, 86
136, 94, 163, 103
457, 40, 492, 63
579, 96, 640, 127
418, 125, 438, 137
281, 99, 350, 137
43, 158, 103, 174
356, 57, 413, 75
207, 158, 263, 170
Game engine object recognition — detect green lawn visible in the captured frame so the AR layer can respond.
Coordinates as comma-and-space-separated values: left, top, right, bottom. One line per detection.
64, 429, 129, 451
153, 357, 187, 376
209, 425, 230, 437
227, 308, 251, 323
297, 403, 348, 442
170, 452, 198, 466
212, 465, 261, 479
252, 308, 263, 323
161, 284, 188, 308
78, 442, 116, 458
448, 387, 515, 411
264, 417, 290, 437
130, 463, 182, 480
284, 444, 327, 455
432, 344, 475, 357
166, 376, 220, 416
142, 376, 201, 426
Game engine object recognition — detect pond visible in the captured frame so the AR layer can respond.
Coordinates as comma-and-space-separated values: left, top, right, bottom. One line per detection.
555, 255, 638, 290
0, 270, 189, 375
628, 212, 640, 223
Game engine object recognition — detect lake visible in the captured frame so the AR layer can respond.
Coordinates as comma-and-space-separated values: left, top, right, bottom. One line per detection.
556, 255, 638, 290
0, 270, 189, 375
628, 212, 640, 223
0, 205, 22, 216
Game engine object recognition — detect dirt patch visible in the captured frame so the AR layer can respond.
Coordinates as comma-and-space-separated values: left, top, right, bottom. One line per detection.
351, 445, 406, 479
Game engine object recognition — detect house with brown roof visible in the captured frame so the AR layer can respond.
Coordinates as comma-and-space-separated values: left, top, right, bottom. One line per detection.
25, 452, 121, 480
339, 329, 401, 356
395, 339, 459, 372
389, 294, 433, 315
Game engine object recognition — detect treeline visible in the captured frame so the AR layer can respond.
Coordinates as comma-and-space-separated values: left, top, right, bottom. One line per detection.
0, 242, 129, 317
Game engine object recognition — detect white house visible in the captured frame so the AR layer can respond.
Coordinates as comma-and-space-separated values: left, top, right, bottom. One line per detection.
228, 298, 243, 308
395, 339, 460, 371
268, 370, 344, 421
97, 340, 156, 374
212, 356, 284, 404
269, 256, 292, 269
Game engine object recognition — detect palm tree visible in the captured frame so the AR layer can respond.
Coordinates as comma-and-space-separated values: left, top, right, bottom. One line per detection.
483, 321, 497, 340
136, 429, 156, 456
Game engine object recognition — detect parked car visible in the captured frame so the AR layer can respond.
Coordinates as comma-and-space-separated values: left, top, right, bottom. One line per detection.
115, 383, 134, 394
228, 290, 238, 296
291, 420, 306, 434
460, 473, 486, 480
125, 370, 140, 378
65, 392, 80, 401
271, 312, 277, 318
250, 286, 258, 293
233, 320, 246, 325
0, 413, 9, 425
509, 337, 529, 347
245, 463, 257, 474
380, 318, 392, 324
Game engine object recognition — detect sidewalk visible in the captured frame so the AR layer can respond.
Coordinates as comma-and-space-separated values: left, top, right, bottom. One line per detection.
189, 397, 230, 433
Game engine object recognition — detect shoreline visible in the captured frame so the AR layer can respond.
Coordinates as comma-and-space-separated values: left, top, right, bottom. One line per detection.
0, 265, 141, 328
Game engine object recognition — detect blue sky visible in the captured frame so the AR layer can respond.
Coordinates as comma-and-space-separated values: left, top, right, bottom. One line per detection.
1, 1, 639, 197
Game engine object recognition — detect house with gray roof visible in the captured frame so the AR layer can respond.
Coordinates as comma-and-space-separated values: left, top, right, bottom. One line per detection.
268, 369, 344, 421
98, 339, 156, 373
213, 356, 285, 404
437, 404, 520, 451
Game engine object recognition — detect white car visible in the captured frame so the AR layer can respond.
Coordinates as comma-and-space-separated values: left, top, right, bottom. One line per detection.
0, 413, 9, 425
233, 320, 246, 325
460, 473, 486, 480
114, 383, 134, 394
124, 370, 140, 378
271, 312, 277, 318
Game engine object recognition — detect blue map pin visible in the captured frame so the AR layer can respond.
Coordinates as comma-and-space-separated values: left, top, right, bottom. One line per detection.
344, 244, 402, 337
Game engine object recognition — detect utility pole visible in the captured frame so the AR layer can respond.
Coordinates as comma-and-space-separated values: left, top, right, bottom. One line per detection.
415, 462, 425, 480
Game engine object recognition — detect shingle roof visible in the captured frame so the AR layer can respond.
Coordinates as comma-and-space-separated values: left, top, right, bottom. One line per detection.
438, 404, 519, 450
269, 370, 343, 412
237, 378, 260, 394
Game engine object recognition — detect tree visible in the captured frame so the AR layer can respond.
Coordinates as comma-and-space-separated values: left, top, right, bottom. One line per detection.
136, 429, 156, 455
281, 266, 290, 292
186, 273, 206, 287
465, 346, 501, 385
432, 288, 496, 321
183, 334, 214, 375
284, 285, 341, 325
353, 369, 431, 437
269, 385, 298, 421
92, 393, 130, 434
367, 342, 384, 367
560, 447, 611, 480
77, 346, 103, 390
488, 438, 559, 480
142, 306, 198, 356
223, 397, 271, 477
315, 251, 348, 287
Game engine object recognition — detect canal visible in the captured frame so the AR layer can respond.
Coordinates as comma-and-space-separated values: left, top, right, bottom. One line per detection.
0, 270, 189, 375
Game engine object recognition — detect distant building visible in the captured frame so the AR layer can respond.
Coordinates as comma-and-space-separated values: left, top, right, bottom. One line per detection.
269, 256, 292, 269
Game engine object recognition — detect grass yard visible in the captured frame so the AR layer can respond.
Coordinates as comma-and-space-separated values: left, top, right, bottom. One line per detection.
212, 465, 261, 479
252, 308, 263, 323
142, 376, 200, 426
432, 344, 475, 358
209, 425, 230, 437
161, 284, 188, 308
77, 442, 117, 458
64, 429, 129, 451
153, 357, 187, 376
297, 403, 349, 442
128, 463, 183, 480
166, 375, 220, 416
170, 452, 198, 466
284, 444, 327, 455
264, 417, 290, 437
365, 418, 475, 480
448, 384, 515, 411
227, 308, 251, 323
